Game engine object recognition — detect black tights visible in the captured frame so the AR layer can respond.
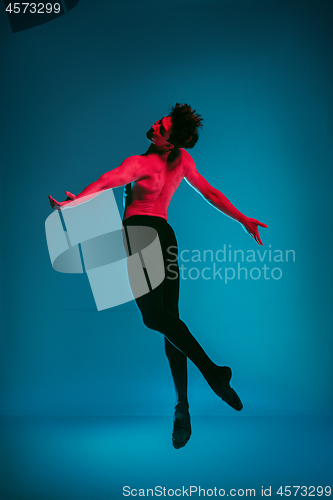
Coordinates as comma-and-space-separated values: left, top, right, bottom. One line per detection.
122, 215, 228, 401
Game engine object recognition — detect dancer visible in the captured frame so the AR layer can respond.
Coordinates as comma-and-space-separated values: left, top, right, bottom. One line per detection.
49, 103, 267, 449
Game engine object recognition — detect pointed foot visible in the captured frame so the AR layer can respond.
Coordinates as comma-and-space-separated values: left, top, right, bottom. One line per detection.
172, 402, 191, 449
217, 366, 243, 411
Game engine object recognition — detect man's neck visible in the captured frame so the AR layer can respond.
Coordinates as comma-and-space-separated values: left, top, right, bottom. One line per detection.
143, 144, 180, 163
147, 144, 171, 154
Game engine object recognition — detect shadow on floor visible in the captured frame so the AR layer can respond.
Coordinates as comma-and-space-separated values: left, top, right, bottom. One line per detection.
0, 415, 332, 499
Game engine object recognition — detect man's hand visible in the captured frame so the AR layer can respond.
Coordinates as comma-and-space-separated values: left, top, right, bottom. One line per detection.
241, 217, 268, 245
48, 191, 76, 211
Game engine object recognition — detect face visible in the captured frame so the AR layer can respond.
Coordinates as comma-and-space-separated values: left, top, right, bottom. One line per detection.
146, 116, 173, 149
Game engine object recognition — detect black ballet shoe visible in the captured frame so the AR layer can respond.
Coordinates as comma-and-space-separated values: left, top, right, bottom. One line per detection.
220, 366, 232, 382
172, 402, 191, 449
218, 366, 243, 411
220, 381, 243, 411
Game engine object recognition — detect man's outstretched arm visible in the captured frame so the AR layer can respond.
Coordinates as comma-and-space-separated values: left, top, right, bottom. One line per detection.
184, 155, 268, 245
49, 156, 143, 210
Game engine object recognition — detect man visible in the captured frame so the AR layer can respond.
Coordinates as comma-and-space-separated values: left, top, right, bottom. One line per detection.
49, 103, 267, 449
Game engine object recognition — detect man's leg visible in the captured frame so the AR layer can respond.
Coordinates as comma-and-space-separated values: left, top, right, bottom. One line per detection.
162, 243, 188, 405
163, 260, 191, 448
123, 217, 243, 412
165, 339, 191, 448
161, 225, 191, 448
164, 339, 188, 403
134, 280, 242, 411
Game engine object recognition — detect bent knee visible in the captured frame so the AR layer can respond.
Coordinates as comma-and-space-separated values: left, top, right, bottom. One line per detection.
142, 310, 166, 331
142, 314, 160, 331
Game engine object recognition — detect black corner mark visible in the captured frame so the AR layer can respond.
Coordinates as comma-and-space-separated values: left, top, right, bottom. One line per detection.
63, 0, 79, 12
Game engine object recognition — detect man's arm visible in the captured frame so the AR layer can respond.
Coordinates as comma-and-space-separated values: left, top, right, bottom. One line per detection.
49, 156, 144, 209
184, 155, 246, 223
184, 154, 267, 245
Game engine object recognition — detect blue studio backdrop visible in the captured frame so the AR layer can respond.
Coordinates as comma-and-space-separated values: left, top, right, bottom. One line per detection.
1, 0, 332, 417
0, 1, 333, 498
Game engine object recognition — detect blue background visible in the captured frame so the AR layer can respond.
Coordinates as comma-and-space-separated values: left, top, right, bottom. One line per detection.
0, 0, 332, 498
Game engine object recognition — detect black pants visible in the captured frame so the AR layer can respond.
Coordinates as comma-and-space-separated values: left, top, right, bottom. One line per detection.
122, 215, 219, 397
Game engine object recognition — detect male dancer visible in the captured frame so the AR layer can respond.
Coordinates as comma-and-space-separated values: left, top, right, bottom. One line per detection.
49, 103, 267, 449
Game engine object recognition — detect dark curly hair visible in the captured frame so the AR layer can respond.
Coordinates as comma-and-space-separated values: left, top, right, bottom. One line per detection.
168, 103, 203, 149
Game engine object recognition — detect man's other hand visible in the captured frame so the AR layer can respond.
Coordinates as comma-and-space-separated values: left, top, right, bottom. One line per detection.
242, 217, 268, 245
48, 191, 76, 211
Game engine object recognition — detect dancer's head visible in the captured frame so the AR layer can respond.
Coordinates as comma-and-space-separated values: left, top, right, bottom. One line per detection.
146, 115, 173, 150
168, 103, 203, 149
146, 103, 203, 150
